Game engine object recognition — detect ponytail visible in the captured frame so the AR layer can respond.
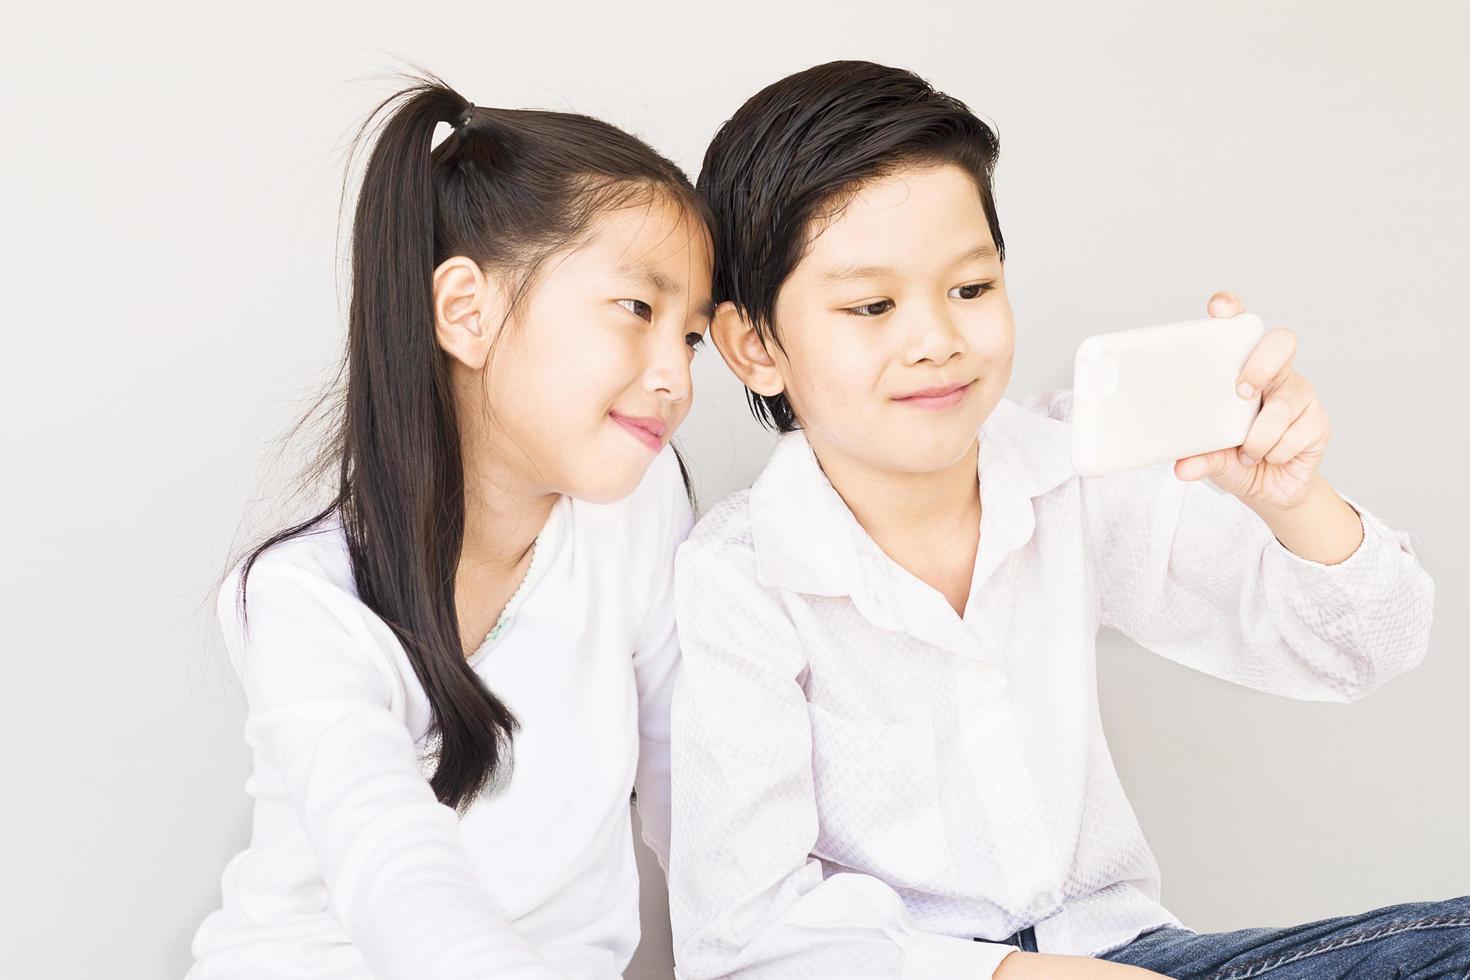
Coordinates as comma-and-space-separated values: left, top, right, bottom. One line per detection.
342, 82, 511, 809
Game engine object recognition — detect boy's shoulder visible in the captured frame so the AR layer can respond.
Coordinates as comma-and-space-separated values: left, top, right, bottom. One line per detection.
683, 486, 757, 563
679, 427, 824, 580
675, 489, 770, 608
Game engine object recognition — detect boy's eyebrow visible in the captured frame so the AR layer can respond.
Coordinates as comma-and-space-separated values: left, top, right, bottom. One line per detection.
621, 264, 716, 319
820, 243, 1001, 283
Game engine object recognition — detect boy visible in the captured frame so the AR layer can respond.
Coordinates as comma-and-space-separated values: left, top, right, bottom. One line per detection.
667, 60, 1457, 979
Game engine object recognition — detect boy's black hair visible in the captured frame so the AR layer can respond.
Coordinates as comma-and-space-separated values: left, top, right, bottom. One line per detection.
697, 60, 1005, 431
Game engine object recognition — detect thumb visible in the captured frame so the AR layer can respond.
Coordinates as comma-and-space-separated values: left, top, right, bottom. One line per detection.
1174, 448, 1235, 482
1207, 291, 1244, 318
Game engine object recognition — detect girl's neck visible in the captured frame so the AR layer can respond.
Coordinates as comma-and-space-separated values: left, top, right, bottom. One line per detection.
458, 451, 559, 575
450, 435, 561, 657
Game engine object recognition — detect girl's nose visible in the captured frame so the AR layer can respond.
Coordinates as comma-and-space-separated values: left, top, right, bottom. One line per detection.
646, 339, 692, 404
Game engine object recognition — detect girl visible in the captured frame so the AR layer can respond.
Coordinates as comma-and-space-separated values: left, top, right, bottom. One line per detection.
188, 76, 714, 979
668, 61, 1461, 979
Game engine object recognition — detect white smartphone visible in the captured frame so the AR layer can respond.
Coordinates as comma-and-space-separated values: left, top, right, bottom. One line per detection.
1071, 312, 1266, 478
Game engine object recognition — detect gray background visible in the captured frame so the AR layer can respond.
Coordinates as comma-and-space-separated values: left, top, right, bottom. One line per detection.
2, 1, 1465, 976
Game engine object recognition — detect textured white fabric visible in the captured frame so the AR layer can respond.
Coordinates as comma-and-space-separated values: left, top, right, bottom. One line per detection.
188, 445, 693, 980
667, 389, 1435, 980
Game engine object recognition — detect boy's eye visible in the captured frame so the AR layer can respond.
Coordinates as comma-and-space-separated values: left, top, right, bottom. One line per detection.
685, 331, 706, 352
950, 282, 994, 300
844, 299, 895, 317
617, 298, 654, 321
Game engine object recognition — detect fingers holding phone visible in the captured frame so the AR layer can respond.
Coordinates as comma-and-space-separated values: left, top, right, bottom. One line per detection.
1175, 291, 1330, 508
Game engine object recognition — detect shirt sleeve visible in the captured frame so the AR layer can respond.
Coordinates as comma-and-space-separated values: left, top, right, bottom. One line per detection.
629, 446, 697, 869
1082, 460, 1436, 702
220, 555, 565, 980
667, 540, 1019, 980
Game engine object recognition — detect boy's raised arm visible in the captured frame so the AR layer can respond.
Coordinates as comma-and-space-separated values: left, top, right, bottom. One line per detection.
1081, 449, 1434, 702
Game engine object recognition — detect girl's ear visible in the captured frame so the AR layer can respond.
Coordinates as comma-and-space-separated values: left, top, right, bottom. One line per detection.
710, 301, 786, 398
432, 256, 503, 369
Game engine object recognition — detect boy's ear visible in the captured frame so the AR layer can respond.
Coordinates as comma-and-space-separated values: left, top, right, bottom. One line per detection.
710, 301, 786, 398
432, 256, 504, 369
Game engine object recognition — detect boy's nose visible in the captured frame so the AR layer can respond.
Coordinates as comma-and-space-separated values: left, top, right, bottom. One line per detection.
905, 308, 967, 365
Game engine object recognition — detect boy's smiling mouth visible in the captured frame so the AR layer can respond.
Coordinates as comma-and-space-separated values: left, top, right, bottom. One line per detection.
892, 379, 974, 410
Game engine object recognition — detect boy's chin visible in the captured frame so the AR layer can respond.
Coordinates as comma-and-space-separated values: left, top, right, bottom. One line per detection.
850, 429, 982, 477
893, 445, 980, 477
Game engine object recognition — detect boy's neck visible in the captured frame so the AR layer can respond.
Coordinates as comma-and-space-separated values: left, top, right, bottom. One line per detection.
807, 432, 983, 617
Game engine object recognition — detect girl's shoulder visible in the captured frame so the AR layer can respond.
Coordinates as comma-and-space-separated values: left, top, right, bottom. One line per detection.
212, 514, 424, 710
224, 512, 351, 592
216, 514, 363, 646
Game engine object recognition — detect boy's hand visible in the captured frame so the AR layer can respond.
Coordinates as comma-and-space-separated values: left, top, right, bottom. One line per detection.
1172, 290, 1328, 510
995, 951, 1171, 978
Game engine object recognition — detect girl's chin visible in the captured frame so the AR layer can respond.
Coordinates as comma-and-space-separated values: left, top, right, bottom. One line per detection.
563, 451, 654, 504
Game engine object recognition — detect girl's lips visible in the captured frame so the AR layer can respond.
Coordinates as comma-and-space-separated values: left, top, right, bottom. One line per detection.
893, 380, 974, 410
610, 412, 666, 452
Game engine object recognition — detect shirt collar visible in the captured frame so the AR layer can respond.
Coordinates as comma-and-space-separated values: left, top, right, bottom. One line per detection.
748, 395, 1076, 631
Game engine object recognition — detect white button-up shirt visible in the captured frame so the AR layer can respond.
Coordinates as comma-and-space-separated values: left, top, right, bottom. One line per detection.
668, 389, 1434, 980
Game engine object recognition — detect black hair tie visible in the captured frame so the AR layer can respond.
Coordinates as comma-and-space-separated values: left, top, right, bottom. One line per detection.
453, 102, 476, 132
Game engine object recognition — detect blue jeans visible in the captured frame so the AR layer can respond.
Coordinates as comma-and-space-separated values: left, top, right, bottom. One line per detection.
1098, 895, 1470, 978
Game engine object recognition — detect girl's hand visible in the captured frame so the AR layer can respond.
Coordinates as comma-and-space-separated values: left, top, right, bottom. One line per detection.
1172, 290, 1329, 510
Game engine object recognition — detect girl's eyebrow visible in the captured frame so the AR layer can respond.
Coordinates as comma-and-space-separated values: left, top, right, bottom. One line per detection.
621, 264, 716, 318
628, 266, 684, 296
820, 243, 1001, 283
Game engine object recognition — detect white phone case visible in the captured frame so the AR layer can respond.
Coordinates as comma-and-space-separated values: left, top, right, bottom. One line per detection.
1071, 313, 1266, 478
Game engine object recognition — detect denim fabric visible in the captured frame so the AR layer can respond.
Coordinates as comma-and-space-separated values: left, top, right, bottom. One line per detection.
1100, 895, 1470, 978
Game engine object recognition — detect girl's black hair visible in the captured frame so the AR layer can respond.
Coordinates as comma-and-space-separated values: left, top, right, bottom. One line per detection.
236, 74, 705, 813
697, 60, 1005, 432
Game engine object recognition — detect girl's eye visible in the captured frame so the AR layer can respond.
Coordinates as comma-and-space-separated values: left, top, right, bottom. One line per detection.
685, 332, 706, 352
617, 298, 654, 321
950, 282, 994, 300
844, 299, 895, 317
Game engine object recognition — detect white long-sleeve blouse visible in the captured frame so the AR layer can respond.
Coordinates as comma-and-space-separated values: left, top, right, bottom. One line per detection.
188, 445, 693, 980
